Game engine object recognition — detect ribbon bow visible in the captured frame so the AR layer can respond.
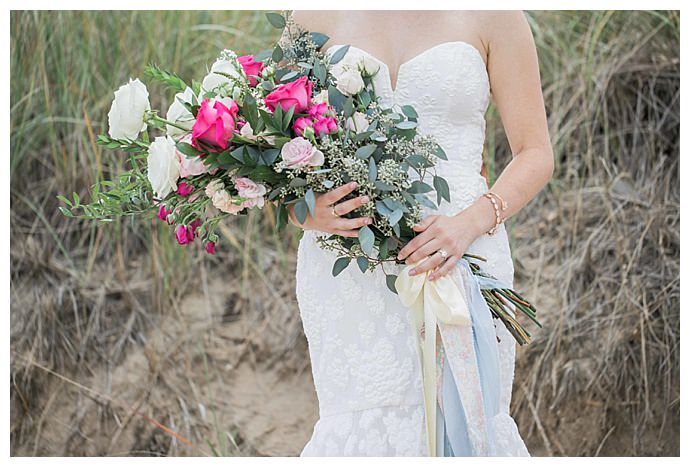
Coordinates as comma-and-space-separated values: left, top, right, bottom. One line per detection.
395, 259, 472, 456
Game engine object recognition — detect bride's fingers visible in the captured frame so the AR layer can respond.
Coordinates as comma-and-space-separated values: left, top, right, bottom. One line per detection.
333, 195, 369, 216
429, 255, 460, 281
335, 217, 372, 231
412, 215, 438, 232
406, 239, 443, 265
409, 252, 445, 276
320, 181, 358, 206
397, 231, 434, 260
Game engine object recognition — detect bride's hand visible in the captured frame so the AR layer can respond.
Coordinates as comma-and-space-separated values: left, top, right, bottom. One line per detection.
396, 211, 485, 281
287, 181, 372, 237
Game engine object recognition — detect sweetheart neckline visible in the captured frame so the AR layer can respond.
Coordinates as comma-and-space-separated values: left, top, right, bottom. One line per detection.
325, 41, 488, 93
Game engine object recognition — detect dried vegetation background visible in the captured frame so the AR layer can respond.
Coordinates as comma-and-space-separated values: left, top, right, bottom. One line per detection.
10, 10, 679, 456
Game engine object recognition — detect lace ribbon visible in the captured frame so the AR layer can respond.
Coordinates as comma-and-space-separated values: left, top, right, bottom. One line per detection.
395, 258, 502, 456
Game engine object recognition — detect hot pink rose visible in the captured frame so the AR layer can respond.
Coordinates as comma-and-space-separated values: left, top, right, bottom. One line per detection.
264, 76, 313, 113
175, 225, 193, 245
189, 219, 201, 236
235, 177, 267, 209
191, 98, 239, 153
307, 102, 330, 119
292, 116, 314, 136
177, 181, 194, 197
237, 55, 264, 87
157, 204, 172, 223
205, 241, 216, 254
313, 116, 338, 136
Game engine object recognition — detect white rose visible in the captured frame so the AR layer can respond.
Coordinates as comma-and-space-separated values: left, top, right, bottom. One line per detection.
107, 78, 151, 140
345, 112, 370, 134
335, 68, 365, 96
201, 58, 241, 94
147, 136, 180, 199
165, 87, 195, 138
359, 56, 380, 77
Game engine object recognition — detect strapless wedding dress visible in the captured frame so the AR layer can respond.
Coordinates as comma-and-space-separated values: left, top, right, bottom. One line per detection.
295, 41, 529, 456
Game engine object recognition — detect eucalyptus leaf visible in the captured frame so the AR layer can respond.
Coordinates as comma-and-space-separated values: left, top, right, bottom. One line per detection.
294, 199, 308, 225
332, 257, 351, 276
358, 225, 375, 256
368, 158, 378, 182
329, 45, 351, 64
305, 189, 316, 217
265, 12, 286, 29
385, 274, 398, 294
388, 208, 403, 226
356, 256, 369, 273
433, 175, 451, 204
355, 144, 377, 159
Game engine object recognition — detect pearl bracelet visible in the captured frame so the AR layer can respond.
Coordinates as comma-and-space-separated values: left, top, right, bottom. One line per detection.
482, 192, 508, 235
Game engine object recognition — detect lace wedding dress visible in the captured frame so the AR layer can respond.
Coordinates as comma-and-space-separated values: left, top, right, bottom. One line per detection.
295, 41, 529, 456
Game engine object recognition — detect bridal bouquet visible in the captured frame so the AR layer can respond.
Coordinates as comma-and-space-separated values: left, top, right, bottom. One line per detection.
60, 12, 540, 344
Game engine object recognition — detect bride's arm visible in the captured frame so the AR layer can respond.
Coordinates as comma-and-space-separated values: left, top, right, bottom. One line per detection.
397, 11, 554, 280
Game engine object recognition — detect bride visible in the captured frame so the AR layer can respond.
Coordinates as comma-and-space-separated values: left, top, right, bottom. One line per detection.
286, 10, 554, 456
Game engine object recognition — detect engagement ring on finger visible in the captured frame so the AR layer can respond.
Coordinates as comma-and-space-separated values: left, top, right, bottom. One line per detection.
438, 249, 448, 260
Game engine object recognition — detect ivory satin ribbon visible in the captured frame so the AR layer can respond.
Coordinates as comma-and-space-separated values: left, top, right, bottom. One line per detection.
395, 259, 472, 457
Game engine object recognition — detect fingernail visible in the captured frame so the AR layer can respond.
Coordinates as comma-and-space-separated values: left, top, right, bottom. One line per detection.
361, 196, 369, 204
408, 269, 416, 276
365, 218, 372, 224
350, 182, 357, 188
429, 274, 435, 281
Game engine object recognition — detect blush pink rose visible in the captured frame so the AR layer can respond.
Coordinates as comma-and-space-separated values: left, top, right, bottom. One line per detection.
237, 55, 264, 87
280, 137, 325, 169
265, 76, 313, 113
292, 117, 314, 137
235, 177, 267, 209
191, 98, 239, 153
177, 135, 209, 178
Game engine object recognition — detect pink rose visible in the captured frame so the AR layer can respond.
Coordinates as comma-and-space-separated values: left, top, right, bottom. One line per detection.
177, 182, 194, 197
189, 219, 201, 236
205, 241, 216, 254
237, 55, 264, 87
177, 135, 209, 178
234, 177, 267, 209
157, 204, 172, 223
191, 98, 239, 153
175, 225, 193, 245
265, 76, 313, 113
293, 117, 314, 137
313, 116, 338, 136
307, 102, 330, 119
280, 137, 325, 169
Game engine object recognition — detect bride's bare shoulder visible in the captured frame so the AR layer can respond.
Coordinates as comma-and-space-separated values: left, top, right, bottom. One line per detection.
291, 10, 341, 32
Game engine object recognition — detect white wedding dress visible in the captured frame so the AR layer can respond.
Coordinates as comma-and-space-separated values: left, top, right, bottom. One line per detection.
295, 42, 529, 456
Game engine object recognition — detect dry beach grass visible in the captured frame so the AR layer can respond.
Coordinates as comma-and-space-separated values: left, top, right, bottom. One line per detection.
10, 10, 679, 456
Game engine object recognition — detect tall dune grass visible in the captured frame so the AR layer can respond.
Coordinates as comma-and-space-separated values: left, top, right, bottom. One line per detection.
10, 10, 679, 456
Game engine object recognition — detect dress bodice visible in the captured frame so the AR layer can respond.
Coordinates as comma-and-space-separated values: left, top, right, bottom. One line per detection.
327, 42, 491, 213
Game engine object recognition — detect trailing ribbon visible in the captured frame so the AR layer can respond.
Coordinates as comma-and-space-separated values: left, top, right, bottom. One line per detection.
395, 258, 472, 457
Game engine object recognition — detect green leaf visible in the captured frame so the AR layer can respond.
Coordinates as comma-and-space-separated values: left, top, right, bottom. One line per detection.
343, 97, 354, 117
368, 158, 377, 182
327, 85, 346, 111
409, 180, 433, 194
433, 175, 451, 204
356, 256, 369, 273
294, 199, 308, 225
400, 105, 418, 119
280, 70, 299, 82
176, 142, 202, 158
329, 45, 351, 64
358, 90, 371, 107
433, 144, 448, 160
395, 120, 417, 130
305, 189, 316, 217
310, 32, 330, 48
332, 257, 351, 276
272, 45, 283, 62
275, 203, 288, 231
289, 177, 307, 187
355, 144, 377, 159
313, 60, 327, 85
388, 208, 403, 226
406, 154, 429, 169
266, 12, 286, 29
358, 225, 375, 256
385, 274, 398, 294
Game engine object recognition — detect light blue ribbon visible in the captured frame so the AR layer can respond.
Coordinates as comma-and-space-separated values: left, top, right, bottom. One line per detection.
436, 259, 504, 456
